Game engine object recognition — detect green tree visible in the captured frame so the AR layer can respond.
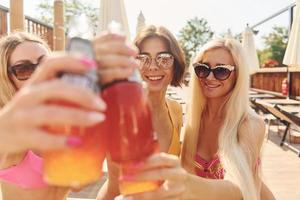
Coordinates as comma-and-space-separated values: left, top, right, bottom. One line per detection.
178, 17, 214, 68
258, 26, 288, 66
257, 49, 272, 66
35, 0, 99, 35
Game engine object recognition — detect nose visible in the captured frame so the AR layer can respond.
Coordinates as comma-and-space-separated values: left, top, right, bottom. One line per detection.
206, 71, 216, 80
148, 58, 159, 71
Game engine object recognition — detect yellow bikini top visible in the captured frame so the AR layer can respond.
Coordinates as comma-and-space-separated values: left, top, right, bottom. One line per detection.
166, 99, 181, 156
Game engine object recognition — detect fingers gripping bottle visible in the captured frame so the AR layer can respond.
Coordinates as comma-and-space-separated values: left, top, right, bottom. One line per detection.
43, 37, 107, 188
101, 21, 161, 195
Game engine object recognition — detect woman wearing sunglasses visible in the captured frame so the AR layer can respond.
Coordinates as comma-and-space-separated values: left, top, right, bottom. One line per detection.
116, 38, 275, 200
97, 25, 186, 200
0, 32, 138, 200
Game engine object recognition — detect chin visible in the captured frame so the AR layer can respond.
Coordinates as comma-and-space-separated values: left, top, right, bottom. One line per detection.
203, 92, 221, 99
201, 87, 226, 99
147, 84, 165, 92
146, 81, 169, 93
204, 90, 232, 99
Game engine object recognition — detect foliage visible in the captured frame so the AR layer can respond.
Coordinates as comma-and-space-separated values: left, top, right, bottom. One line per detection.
36, 0, 99, 35
262, 59, 279, 68
258, 26, 288, 66
178, 17, 214, 68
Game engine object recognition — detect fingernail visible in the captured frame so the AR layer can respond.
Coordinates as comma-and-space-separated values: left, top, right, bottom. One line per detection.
94, 98, 107, 110
88, 112, 106, 123
123, 196, 133, 200
112, 33, 125, 39
115, 195, 132, 200
80, 58, 97, 69
130, 47, 138, 55
66, 136, 82, 147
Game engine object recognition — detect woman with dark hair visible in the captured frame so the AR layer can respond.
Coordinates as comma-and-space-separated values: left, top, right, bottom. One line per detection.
116, 38, 275, 200
97, 25, 186, 200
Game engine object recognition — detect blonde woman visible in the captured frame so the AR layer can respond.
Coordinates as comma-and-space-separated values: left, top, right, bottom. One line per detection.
97, 25, 185, 200
0, 32, 138, 200
116, 38, 275, 200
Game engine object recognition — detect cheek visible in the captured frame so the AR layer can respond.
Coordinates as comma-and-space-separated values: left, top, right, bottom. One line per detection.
165, 68, 174, 82
9, 76, 25, 90
139, 69, 147, 79
224, 75, 236, 92
199, 79, 205, 88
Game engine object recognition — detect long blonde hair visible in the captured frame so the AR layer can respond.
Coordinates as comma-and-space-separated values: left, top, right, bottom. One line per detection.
0, 32, 50, 107
181, 38, 261, 200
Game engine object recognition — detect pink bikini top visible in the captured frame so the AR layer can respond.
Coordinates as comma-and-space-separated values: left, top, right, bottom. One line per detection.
194, 154, 261, 179
0, 150, 48, 189
194, 154, 225, 179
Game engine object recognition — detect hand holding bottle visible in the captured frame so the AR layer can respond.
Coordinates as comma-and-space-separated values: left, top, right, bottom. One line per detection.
92, 32, 139, 84
0, 55, 106, 154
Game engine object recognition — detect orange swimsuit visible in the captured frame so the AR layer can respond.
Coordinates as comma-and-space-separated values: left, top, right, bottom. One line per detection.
166, 100, 181, 156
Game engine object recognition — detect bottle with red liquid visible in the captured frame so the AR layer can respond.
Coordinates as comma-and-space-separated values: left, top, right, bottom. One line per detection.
43, 37, 107, 188
101, 22, 160, 195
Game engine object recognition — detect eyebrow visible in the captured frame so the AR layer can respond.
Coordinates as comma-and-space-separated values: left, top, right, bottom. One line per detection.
11, 55, 46, 66
139, 51, 170, 55
201, 62, 231, 67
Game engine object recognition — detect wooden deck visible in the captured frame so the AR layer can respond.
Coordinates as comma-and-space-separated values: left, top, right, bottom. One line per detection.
262, 129, 300, 200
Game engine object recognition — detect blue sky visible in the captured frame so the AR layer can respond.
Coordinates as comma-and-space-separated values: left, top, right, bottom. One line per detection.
0, 0, 296, 48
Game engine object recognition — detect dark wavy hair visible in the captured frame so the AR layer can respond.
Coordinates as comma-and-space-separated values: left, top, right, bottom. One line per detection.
134, 25, 186, 86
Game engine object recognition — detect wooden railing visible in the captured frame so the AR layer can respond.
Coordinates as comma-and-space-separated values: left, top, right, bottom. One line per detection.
251, 67, 300, 99
25, 16, 53, 49
291, 69, 300, 98
0, 5, 53, 49
0, 5, 8, 36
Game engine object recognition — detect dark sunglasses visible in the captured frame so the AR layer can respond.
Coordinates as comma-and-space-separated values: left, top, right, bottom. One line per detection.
193, 63, 235, 81
135, 52, 174, 70
8, 60, 42, 81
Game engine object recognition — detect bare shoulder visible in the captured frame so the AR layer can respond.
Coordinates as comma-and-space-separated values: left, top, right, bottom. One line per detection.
240, 110, 266, 147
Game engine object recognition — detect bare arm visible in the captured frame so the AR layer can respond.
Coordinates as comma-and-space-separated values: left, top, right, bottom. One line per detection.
260, 181, 276, 200
183, 173, 243, 200
240, 113, 276, 200
115, 153, 243, 200
97, 157, 120, 200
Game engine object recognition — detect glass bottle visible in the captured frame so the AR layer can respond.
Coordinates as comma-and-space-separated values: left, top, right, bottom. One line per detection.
101, 21, 161, 195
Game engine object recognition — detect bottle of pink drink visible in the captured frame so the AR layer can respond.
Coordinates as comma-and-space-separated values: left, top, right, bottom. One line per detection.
102, 69, 161, 195
101, 21, 160, 194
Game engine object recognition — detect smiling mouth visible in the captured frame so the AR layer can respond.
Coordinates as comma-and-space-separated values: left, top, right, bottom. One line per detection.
146, 75, 164, 81
204, 82, 221, 89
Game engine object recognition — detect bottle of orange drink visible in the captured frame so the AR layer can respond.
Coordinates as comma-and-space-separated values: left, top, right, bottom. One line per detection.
43, 37, 107, 188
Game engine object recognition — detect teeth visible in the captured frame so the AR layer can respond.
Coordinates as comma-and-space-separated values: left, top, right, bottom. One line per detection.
205, 83, 220, 88
147, 76, 163, 81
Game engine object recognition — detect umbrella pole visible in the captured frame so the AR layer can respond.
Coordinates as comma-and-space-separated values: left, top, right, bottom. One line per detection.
287, 67, 291, 99
287, 6, 294, 100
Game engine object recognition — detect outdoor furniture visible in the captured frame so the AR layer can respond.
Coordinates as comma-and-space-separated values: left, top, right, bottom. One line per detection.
275, 105, 300, 157
249, 93, 276, 99
251, 99, 279, 138
277, 105, 300, 115
256, 98, 300, 105
256, 100, 300, 157
249, 90, 259, 95
166, 90, 177, 96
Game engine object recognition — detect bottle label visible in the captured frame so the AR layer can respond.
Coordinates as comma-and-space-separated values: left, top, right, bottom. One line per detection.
60, 71, 99, 93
